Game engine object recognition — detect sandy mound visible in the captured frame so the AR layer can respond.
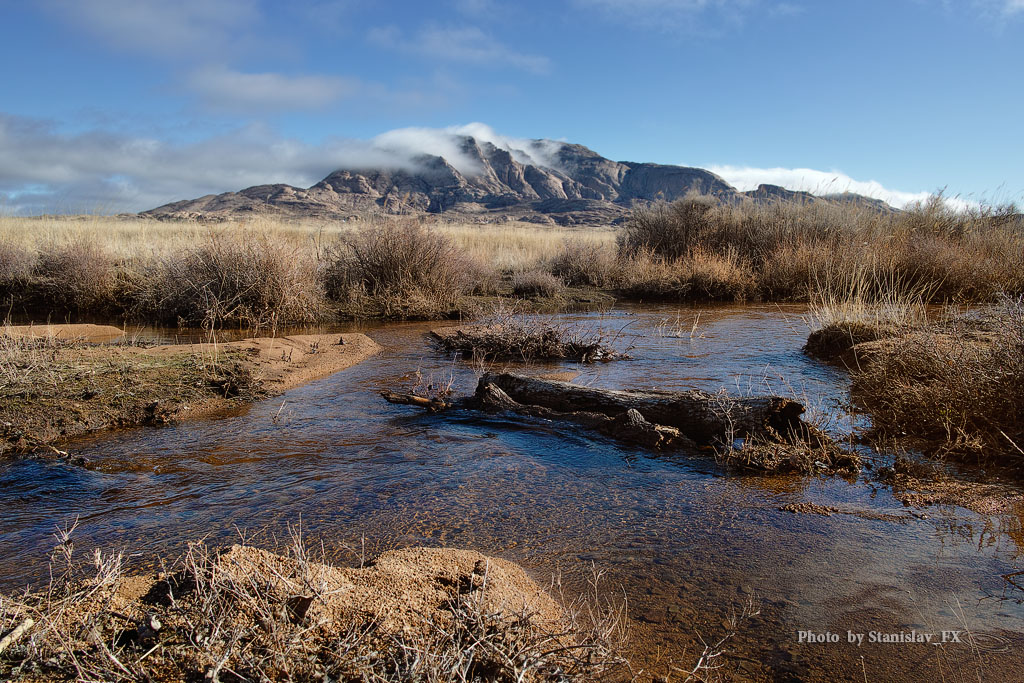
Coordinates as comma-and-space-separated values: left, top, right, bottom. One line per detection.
1, 544, 592, 681
2, 323, 125, 343
209, 545, 565, 636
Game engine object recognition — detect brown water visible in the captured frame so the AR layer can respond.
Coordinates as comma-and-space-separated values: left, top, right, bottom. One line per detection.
2, 304, 1023, 681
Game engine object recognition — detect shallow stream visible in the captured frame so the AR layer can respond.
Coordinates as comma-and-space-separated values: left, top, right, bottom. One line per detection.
2, 304, 1022, 681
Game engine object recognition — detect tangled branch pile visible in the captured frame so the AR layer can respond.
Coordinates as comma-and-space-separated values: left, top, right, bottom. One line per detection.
431, 312, 627, 363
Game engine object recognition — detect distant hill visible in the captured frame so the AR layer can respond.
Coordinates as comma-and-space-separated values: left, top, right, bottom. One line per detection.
143, 136, 895, 225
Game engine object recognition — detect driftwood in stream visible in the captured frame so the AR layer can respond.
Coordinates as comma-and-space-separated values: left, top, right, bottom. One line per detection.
383, 381, 687, 448
382, 373, 859, 472
379, 391, 452, 412
477, 373, 821, 446
383, 372, 828, 449
474, 381, 689, 448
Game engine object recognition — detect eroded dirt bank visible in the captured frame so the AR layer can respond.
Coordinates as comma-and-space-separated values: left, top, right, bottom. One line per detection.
0, 327, 380, 456
143, 332, 381, 394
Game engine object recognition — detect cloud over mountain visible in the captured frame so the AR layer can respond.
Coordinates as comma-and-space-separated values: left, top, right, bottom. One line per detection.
0, 116, 943, 215
707, 165, 957, 210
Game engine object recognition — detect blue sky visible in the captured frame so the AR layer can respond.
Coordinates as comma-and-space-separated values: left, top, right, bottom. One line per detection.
1, 0, 1021, 214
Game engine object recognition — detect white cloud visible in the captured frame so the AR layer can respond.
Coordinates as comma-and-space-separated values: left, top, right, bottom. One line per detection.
0, 117, 556, 214
40, 0, 262, 60
447, 123, 565, 167
368, 24, 551, 74
0, 114, 352, 214
707, 164, 971, 210
185, 66, 360, 111
1004, 0, 1024, 13
369, 122, 560, 173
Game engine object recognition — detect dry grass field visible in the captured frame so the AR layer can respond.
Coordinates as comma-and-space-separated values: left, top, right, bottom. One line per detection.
0, 194, 1019, 329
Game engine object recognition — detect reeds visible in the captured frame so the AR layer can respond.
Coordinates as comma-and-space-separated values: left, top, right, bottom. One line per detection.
802, 265, 934, 361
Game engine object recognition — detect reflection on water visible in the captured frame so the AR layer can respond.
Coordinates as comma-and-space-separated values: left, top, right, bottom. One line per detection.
1, 303, 1022, 680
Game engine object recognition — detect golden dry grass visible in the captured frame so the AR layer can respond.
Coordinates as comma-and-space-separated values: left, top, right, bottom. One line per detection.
0, 215, 617, 324
0, 195, 1020, 326
0, 215, 612, 272
617, 195, 1023, 304
834, 296, 1024, 463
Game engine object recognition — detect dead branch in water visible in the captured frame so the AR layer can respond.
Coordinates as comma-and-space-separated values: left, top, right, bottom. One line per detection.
382, 372, 859, 473
378, 390, 452, 412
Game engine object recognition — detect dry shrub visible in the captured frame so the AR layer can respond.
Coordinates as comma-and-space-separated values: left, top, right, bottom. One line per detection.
549, 239, 617, 287
849, 296, 1024, 461
0, 239, 34, 305
610, 247, 755, 302
149, 230, 324, 329
887, 231, 1024, 302
31, 239, 117, 313
0, 240, 33, 285
760, 240, 834, 300
511, 269, 564, 298
618, 194, 717, 261
324, 220, 474, 318
464, 257, 504, 296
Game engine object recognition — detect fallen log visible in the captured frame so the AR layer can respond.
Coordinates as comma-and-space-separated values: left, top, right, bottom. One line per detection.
382, 373, 857, 472
384, 381, 688, 448
477, 373, 816, 446
385, 373, 824, 447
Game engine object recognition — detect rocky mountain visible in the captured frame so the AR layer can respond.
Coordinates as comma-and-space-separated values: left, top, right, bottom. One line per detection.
143, 137, 893, 224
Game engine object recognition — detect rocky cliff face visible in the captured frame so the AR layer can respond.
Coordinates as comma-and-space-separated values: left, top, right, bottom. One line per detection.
142, 136, 890, 224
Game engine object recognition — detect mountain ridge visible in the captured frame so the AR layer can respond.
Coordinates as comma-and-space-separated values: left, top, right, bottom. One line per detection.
142, 137, 894, 224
